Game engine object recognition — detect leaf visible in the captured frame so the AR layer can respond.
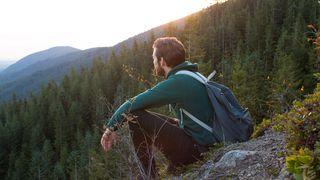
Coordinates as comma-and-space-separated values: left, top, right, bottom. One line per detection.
307, 24, 316, 31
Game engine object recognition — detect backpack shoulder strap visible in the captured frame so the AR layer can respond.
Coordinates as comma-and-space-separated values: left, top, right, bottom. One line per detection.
181, 108, 213, 133
175, 70, 207, 84
174, 70, 214, 133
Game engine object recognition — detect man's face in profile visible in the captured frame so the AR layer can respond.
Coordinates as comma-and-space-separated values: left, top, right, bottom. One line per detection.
152, 48, 165, 77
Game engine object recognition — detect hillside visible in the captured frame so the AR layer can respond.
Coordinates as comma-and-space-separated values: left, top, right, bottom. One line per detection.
0, 60, 16, 72
0, 17, 184, 101
178, 130, 289, 179
0, 0, 319, 179
173, 78, 319, 179
0, 47, 110, 101
0, 46, 80, 79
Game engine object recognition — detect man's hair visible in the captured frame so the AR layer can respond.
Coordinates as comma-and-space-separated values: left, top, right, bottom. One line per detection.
153, 37, 186, 67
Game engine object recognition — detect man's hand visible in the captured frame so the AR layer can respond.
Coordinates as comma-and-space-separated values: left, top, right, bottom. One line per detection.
100, 128, 117, 152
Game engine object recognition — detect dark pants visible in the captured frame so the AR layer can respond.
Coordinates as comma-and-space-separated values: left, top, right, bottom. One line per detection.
128, 110, 208, 177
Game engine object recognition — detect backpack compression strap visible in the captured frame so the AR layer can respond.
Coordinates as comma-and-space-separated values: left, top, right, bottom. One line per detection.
175, 70, 213, 133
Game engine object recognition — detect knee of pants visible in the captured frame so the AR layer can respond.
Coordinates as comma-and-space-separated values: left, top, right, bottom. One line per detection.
129, 110, 149, 122
131, 109, 148, 117
128, 110, 148, 127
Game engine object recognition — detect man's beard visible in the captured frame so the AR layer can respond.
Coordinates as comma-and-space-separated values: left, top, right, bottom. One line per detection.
153, 65, 165, 77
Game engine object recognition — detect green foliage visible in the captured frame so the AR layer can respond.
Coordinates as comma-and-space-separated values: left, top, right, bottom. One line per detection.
253, 21, 320, 178
251, 118, 272, 138
253, 82, 320, 179
0, 0, 320, 179
286, 147, 317, 180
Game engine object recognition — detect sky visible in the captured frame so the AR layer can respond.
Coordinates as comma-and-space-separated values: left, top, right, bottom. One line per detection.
0, 0, 216, 61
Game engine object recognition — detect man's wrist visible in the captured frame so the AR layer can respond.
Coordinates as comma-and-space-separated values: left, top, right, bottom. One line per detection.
108, 126, 115, 131
104, 125, 115, 132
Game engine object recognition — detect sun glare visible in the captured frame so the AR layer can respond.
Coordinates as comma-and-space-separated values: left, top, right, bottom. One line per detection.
0, 0, 214, 60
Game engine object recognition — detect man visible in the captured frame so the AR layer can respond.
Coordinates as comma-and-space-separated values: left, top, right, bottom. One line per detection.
101, 37, 215, 177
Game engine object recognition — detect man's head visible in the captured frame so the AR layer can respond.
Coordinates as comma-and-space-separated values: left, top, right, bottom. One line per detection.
152, 37, 186, 76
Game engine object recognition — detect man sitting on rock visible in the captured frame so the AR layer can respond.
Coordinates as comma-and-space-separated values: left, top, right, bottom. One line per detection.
101, 37, 216, 177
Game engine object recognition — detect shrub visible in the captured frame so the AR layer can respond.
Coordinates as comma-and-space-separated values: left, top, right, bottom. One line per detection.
252, 82, 320, 179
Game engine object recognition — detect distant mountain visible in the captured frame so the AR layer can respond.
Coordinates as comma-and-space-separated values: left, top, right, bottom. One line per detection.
1, 46, 80, 75
0, 47, 113, 100
0, 46, 80, 85
0, 17, 186, 101
0, 60, 16, 72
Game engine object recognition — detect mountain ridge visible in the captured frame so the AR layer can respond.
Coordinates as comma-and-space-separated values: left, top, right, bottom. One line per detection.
0, 60, 16, 72
1, 46, 80, 76
0, 16, 186, 101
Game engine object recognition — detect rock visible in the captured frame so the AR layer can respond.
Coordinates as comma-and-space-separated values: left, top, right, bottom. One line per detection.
179, 129, 291, 179
214, 150, 260, 170
277, 166, 293, 180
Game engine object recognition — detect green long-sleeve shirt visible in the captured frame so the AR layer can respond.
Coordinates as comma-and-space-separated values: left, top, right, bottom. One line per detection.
105, 61, 215, 145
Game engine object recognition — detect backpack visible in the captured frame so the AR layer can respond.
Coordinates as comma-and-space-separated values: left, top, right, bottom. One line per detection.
175, 70, 254, 143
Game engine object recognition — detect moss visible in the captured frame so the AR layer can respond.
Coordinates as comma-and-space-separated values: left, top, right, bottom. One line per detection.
267, 167, 281, 177
277, 151, 285, 158
251, 118, 272, 138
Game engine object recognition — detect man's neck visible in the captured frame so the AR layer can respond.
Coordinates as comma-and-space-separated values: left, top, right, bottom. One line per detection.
163, 66, 172, 78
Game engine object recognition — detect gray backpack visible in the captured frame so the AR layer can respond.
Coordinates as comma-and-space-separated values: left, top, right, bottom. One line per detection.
175, 70, 254, 143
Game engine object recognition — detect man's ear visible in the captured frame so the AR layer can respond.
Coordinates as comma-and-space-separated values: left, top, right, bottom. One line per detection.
160, 57, 167, 67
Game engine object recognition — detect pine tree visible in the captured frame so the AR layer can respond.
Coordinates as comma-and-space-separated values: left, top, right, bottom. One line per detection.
41, 139, 54, 178
53, 162, 66, 180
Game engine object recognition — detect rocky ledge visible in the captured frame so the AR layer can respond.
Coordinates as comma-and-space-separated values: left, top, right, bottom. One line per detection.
176, 130, 293, 179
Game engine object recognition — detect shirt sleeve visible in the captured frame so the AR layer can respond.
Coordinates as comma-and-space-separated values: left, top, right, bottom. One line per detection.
105, 76, 184, 129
